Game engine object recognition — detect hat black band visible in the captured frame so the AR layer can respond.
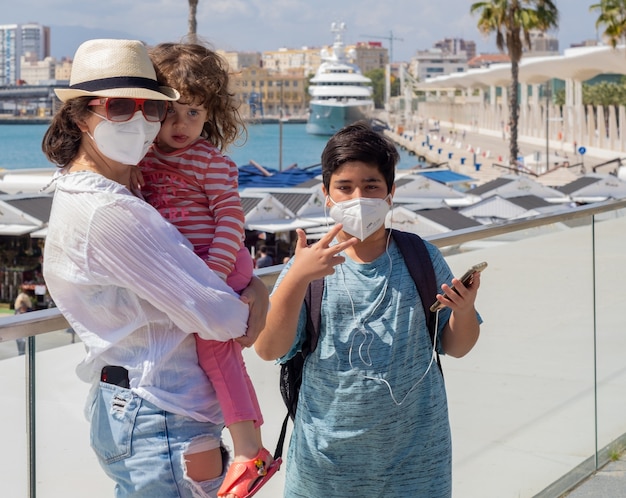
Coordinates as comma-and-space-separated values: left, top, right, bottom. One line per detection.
70, 76, 161, 92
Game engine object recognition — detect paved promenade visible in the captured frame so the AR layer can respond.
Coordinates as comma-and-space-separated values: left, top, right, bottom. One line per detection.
3, 212, 626, 497
387, 124, 622, 188
1, 128, 625, 497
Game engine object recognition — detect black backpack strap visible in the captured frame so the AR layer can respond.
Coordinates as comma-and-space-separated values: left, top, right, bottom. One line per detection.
390, 230, 442, 374
274, 412, 290, 461
304, 278, 324, 354
274, 277, 324, 461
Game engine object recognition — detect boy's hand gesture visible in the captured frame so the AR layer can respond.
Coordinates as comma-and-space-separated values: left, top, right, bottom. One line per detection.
291, 224, 358, 281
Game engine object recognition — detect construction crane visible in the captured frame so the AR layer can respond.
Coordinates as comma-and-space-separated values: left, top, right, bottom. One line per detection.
359, 30, 404, 62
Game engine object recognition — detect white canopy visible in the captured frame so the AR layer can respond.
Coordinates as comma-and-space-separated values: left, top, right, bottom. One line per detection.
417, 45, 626, 89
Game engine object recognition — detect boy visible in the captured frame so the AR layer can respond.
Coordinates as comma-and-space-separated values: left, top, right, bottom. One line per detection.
255, 121, 482, 497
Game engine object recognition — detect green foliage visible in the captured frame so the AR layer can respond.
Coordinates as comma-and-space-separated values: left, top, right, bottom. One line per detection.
470, 0, 559, 166
590, 0, 626, 48
554, 77, 626, 106
583, 79, 626, 105
365, 68, 401, 109
471, 0, 559, 60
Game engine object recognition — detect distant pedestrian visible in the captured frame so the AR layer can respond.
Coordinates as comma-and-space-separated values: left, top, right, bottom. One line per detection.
255, 245, 274, 268
14, 285, 33, 355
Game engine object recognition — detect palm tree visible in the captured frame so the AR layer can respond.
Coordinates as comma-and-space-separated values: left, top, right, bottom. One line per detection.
590, 0, 626, 48
470, 0, 558, 168
188, 0, 199, 44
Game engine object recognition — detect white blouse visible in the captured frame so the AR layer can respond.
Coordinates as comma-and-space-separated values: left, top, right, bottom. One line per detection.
43, 170, 249, 423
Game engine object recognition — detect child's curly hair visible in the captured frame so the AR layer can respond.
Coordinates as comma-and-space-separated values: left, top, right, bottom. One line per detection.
148, 42, 245, 151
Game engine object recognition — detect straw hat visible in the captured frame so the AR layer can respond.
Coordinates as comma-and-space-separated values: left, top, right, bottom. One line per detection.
55, 39, 179, 102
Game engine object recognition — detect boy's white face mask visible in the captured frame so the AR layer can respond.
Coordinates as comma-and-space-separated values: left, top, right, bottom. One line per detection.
328, 195, 391, 241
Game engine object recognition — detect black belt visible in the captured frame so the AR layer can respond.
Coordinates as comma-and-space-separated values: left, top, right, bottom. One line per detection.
100, 365, 130, 388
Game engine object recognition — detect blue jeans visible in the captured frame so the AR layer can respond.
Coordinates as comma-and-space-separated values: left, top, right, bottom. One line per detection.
90, 382, 227, 497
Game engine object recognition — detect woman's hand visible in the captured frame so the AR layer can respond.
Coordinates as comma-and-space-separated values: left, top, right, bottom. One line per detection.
129, 167, 145, 193
235, 276, 269, 348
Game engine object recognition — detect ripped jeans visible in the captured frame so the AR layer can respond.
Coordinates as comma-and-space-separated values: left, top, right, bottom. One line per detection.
90, 382, 227, 497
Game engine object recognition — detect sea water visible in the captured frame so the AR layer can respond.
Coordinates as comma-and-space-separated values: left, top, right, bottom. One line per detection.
0, 122, 421, 171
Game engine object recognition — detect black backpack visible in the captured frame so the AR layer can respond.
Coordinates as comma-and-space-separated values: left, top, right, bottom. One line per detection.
273, 230, 440, 461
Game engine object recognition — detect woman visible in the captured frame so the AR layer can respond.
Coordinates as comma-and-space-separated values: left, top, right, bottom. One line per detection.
41, 39, 268, 497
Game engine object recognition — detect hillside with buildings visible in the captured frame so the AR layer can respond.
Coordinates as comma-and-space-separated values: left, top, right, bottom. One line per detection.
1, 21, 595, 120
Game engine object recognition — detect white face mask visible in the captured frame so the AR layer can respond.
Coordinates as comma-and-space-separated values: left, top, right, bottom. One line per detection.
89, 111, 160, 165
328, 195, 391, 241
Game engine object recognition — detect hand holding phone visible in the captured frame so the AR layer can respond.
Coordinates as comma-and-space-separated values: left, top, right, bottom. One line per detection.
430, 262, 487, 312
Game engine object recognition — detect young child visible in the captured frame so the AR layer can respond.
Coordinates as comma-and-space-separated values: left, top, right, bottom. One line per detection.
255, 122, 482, 497
139, 42, 279, 498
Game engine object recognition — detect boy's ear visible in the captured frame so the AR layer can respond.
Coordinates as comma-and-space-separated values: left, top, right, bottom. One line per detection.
321, 185, 331, 207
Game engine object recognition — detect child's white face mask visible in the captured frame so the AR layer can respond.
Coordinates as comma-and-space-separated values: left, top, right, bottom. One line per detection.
327, 195, 391, 241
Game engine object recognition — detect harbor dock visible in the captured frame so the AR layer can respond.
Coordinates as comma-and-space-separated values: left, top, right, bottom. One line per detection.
384, 123, 619, 188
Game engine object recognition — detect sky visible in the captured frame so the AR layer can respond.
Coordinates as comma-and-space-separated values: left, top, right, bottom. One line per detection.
10, 0, 602, 62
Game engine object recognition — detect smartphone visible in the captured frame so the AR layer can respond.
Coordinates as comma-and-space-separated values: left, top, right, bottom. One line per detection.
100, 366, 130, 389
429, 262, 487, 312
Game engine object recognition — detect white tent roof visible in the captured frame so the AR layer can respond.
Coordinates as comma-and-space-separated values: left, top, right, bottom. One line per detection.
418, 45, 626, 89
246, 218, 321, 233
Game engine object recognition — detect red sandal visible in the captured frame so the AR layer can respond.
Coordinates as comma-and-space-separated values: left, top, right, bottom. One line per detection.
217, 448, 282, 498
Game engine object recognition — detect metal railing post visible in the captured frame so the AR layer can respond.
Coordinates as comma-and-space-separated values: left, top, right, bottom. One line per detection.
26, 335, 36, 498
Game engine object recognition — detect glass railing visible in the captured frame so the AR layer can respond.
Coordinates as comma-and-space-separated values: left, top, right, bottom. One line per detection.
3, 198, 626, 498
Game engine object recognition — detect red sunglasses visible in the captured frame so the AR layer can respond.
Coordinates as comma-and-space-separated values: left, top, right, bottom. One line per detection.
88, 98, 168, 123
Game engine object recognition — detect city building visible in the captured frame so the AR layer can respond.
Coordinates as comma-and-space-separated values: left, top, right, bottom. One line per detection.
0, 23, 50, 85
527, 30, 559, 56
352, 41, 389, 73
467, 53, 510, 69
20, 54, 55, 85
217, 50, 262, 71
54, 58, 72, 82
261, 42, 388, 78
409, 48, 468, 81
262, 47, 321, 76
234, 66, 308, 118
407, 37, 477, 81
434, 37, 477, 61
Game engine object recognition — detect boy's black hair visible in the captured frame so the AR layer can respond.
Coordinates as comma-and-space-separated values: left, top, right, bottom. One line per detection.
321, 120, 400, 193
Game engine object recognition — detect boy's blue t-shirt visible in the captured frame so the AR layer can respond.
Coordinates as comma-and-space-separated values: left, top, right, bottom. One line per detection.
275, 237, 475, 497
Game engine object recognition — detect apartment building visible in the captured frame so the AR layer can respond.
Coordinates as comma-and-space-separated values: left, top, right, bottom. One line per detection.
234, 66, 308, 118
527, 30, 559, 56
217, 50, 262, 71
20, 54, 55, 85
434, 38, 476, 61
262, 47, 321, 76
352, 41, 388, 73
409, 48, 468, 81
0, 23, 50, 85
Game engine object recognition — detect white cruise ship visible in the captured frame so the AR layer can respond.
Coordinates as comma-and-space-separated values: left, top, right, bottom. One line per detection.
305, 22, 374, 136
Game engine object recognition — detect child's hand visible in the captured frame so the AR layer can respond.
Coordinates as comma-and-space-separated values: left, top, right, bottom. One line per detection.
129, 167, 145, 192
290, 224, 358, 281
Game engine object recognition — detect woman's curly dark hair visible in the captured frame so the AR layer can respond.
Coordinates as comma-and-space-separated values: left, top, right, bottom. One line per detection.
41, 97, 92, 167
148, 42, 246, 152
